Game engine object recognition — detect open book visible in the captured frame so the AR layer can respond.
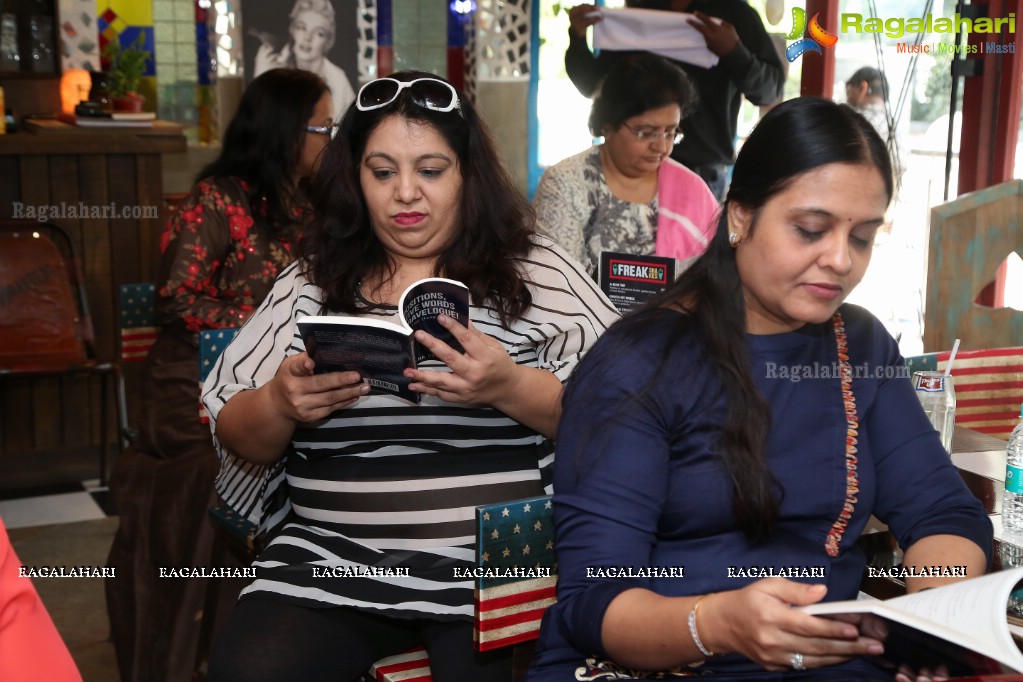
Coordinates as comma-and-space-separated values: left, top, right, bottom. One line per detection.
802, 567, 1023, 675
297, 278, 469, 403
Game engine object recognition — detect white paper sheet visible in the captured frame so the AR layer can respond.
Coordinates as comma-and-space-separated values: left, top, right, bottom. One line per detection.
592, 8, 720, 70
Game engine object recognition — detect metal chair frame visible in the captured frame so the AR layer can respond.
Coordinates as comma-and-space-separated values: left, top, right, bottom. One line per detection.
0, 219, 128, 485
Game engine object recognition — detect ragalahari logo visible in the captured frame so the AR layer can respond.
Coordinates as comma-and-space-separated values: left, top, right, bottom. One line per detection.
785, 8, 839, 62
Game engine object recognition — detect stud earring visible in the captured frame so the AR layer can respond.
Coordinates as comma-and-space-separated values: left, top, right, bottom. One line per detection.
729, 232, 739, 247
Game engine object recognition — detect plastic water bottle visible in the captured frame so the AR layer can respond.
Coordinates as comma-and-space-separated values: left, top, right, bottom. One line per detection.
1002, 404, 1023, 532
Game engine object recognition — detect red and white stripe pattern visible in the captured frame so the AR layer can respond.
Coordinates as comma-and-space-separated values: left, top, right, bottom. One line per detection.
475, 574, 557, 651
121, 327, 158, 361
474, 495, 558, 651
366, 647, 432, 682
934, 347, 1023, 439
119, 283, 157, 361
199, 384, 210, 425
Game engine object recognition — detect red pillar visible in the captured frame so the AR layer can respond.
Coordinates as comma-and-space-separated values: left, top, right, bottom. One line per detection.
957, 0, 1023, 194
958, 0, 1021, 307
798, 0, 840, 97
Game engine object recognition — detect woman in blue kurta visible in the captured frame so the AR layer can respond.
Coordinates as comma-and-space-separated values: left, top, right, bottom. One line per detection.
527, 98, 992, 681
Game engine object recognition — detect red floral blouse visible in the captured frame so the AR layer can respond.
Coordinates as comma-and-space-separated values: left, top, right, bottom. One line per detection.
157, 177, 311, 335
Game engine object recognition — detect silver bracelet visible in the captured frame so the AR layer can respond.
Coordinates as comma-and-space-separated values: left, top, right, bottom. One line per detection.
688, 594, 716, 658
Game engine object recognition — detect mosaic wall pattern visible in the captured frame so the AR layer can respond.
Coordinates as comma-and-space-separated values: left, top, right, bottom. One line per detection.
59, 0, 100, 71
472, 0, 530, 81
153, 0, 197, 139
213, 0, 242, 76
97, 2, 155, 75
356, 0, 377, 82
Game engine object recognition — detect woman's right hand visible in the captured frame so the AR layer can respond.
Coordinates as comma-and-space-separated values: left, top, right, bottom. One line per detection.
700, 579, 884, 670
268, 353, 369, 423
567, 4, 603, 37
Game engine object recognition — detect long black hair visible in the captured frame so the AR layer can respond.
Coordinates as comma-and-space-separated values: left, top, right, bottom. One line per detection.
570, 97, 893, 540
197, 68, 329, 233
303, 71, 535, 325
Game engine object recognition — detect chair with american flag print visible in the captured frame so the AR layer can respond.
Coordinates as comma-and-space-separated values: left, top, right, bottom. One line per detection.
118, 283, 158, 363
363, 494, 557, 682
474, 494, 557, 653
199, 328, 240, 424
194, 325, 248, 680
117, 282, 157, 445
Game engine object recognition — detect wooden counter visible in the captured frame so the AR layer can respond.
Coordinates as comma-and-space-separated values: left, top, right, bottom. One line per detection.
0, 121, 187, 461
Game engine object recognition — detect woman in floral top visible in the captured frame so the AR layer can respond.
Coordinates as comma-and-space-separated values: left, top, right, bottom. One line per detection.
106, 68, 331, 682
158, 177, 306, 334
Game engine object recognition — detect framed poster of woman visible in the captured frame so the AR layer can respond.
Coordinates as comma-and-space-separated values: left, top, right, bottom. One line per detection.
245, 0, 358, 119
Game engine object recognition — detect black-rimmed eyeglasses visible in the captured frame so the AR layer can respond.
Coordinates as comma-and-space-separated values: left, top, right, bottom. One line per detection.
622, 122, 684, 145
305, 124, 340, 140
356, 77, 462, 115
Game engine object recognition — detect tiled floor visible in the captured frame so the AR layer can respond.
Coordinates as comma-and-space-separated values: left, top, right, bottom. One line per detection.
0, 479, 114, 530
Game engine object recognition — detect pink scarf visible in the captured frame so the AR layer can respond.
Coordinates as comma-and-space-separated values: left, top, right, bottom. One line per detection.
655, 158, 720, 264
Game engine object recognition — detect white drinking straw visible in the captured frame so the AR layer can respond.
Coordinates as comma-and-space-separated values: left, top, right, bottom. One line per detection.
944, 338, 961, 377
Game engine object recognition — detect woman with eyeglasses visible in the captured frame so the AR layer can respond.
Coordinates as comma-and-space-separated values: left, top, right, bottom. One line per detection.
202, 72, 619, 681
533, 54, 719, 277
104, 68, 329, 682
526, 98, 990, 682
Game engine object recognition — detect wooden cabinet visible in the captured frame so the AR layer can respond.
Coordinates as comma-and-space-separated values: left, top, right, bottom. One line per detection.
0, 121, 186, 460
0, 0, 60, 77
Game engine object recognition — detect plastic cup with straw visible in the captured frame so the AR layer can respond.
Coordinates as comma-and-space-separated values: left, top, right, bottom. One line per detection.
912, 338, 959, 454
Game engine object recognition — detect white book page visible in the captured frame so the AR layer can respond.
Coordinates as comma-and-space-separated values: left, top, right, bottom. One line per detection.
297, 315, 409, 336
885, 568, 1023, 667
803, 568, 1023, 671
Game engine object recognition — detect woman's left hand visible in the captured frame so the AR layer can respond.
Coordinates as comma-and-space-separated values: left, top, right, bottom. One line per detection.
404, 314, 519, 407
830, 613, 949, 682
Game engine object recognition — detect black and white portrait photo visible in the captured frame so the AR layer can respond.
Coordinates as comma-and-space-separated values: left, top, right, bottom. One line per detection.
245, 0, 358, 119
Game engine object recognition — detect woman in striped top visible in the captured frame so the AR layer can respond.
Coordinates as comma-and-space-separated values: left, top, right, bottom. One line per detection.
202, 72, 619, 682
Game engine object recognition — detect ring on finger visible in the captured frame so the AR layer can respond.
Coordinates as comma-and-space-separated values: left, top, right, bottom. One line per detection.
791, 652, 805, 671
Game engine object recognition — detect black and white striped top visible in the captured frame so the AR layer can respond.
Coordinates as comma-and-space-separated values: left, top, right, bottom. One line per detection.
201, 237, 619, 619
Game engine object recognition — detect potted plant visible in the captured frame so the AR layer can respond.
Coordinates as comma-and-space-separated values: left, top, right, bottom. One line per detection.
102, 35, 150, 113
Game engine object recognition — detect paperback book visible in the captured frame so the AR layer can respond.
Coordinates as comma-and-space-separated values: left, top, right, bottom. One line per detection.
801, 567, 1023, 675
297, 278, 469, 403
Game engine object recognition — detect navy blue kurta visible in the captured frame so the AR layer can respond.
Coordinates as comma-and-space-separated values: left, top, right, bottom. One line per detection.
528, 304, 992, 680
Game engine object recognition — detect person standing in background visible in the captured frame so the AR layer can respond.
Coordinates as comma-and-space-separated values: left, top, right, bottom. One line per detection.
842, 66, 918, 354
565, 0, 785, 200
845, 66, 908, 185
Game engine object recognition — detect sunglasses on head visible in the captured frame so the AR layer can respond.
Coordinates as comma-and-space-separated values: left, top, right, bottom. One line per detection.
356, 77, 462, 115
